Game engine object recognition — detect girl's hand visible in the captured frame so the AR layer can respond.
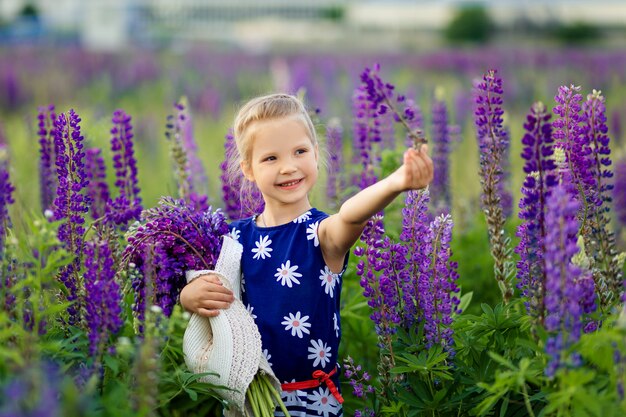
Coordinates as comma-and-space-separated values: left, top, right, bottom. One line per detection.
388, 144, 434, 192
179, 274, 235, 318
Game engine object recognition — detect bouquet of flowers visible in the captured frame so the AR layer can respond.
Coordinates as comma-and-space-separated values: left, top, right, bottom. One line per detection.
123, 197, 289, 417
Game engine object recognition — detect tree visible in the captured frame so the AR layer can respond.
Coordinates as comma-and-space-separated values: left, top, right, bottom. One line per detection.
444, 5, 494, 44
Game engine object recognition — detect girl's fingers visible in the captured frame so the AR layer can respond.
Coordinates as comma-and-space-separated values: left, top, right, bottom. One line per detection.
200, 274, 224, 285
413, 159, 429, 185
407, 148, 433, 188
203, 283, 234, 296
400, 146, 433, 190
202, 290, 235, 303
197, 308, 221, 318
200, 300, 233, 310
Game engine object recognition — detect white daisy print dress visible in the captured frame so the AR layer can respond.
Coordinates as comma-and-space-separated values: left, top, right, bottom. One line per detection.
229, 208, 347, 416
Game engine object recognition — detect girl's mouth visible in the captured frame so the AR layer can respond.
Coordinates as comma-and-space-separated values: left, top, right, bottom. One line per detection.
277, 178, 303, 188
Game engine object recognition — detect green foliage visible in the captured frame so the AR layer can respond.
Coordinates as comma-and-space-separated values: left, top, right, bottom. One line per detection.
19, 4, 39, 18
320, 6, 345, 22
452, 214, 502, 314
551, 22, 602, 45
444, 6, 494, 44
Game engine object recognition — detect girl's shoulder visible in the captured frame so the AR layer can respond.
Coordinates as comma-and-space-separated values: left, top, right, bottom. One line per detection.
228, 216, 253, 230
226, 216, 253, 242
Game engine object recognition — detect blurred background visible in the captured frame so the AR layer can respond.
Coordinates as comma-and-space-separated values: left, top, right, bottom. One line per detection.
1, 0, 626, 51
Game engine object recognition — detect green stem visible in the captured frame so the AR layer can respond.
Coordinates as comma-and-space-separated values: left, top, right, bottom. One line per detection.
521, 383, 537, 417
381, 94, 426, 146
264, 376, 290, 417
247, 380, 261, 417
256, 377, 270, 417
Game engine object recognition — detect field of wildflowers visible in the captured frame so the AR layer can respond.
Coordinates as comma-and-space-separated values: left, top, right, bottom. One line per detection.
1, 45, 626, 416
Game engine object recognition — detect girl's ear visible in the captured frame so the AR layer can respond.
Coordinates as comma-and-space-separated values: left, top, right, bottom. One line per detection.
240, 160, 255, 182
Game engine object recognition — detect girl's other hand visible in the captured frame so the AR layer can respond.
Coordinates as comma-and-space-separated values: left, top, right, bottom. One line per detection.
389, 144, 434, 192
179, 274, 235, 318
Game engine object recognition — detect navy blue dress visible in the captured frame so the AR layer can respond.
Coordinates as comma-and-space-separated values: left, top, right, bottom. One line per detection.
229, 208, 346, 417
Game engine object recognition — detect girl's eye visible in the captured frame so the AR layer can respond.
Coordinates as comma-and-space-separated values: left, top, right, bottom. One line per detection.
263, 156, 276, 162
295, 148, 308, 155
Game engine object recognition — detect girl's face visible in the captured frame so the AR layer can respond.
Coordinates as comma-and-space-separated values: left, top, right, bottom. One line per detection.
241, 116, 318, 212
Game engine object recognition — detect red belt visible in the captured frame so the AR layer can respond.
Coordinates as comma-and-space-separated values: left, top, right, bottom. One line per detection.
280, 367, 344, 404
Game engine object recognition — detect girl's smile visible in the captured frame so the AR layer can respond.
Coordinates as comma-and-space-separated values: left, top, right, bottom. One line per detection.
276, 178, 304, 189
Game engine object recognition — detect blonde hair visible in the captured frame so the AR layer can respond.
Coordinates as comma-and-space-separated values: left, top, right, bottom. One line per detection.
224, 94, 319, 218
233, 93, 318, 164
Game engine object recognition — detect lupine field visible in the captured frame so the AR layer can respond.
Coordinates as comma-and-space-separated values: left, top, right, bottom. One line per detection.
1, 45, 626, 417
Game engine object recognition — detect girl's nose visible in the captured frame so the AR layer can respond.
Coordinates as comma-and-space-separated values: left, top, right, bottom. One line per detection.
279, 163, 297, 175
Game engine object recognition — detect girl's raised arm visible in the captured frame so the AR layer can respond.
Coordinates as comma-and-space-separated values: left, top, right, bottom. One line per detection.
318, 145, 433, 270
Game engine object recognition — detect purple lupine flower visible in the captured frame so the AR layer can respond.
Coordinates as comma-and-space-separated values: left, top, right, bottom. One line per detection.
374, 237, 406, 333
582, 90, 613, 208
354, 214, 399, 396
107, 109, 142, 227
2, 258, 18, 315
543, 183, 595, 377
52, 109, 89, 251
0, 362, 62, 417
84, 148, 110, 220
473, 69, 514, 303
129, 260, 147, 334
164, 100, 211, 213
165, 105, 193, 203
355, 64, 426, 193
552, 85, 597, 210
219, 131, 263, 220
515, 102, 556, 322
352, 85, 380, 191
355, 214, 387, 336
399, 189, 432, 328
178, 98, 209, 196
359, 64, 425, 149
579, 90, 622, 309
0, 144, 15, 258
84, 239, 123, 356
123, 197, 228, 317
426, 213, 460, 356
219, 131, 242, 220
343, 356, 375, 417
37, 105, 57, 214
52, 110, 89, 325
499, 126, 513, 220
615, 157, 626, 230
430, 98, 451, 214
399, 95, 423, 148
325, 118, 344, 209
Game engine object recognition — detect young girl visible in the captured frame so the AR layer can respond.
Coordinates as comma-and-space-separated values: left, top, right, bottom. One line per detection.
180, 93, 433, 416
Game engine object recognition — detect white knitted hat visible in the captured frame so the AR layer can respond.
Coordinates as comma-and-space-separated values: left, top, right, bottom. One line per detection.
183, 236, 280, 417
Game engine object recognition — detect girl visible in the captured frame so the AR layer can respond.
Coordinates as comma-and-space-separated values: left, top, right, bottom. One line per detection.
180, 93, 433, 416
